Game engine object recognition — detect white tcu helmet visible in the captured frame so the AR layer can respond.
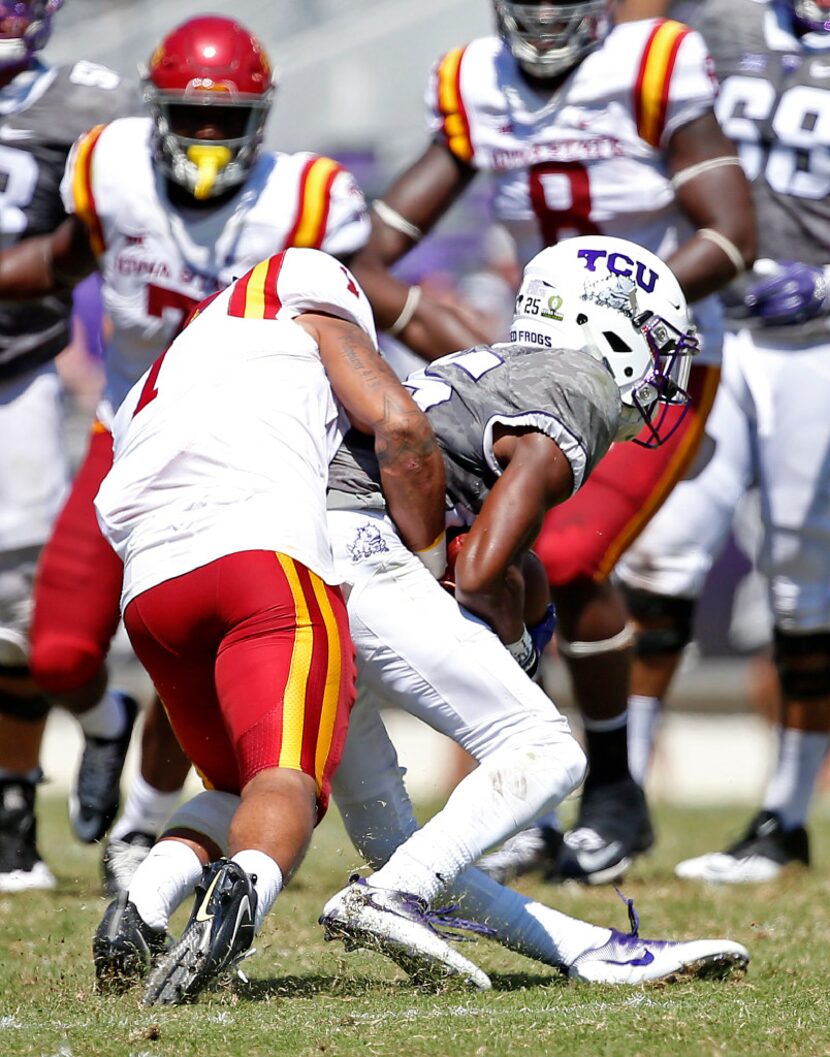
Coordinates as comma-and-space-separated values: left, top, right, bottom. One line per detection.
493, 0, 612, 80
510, 236, 698, 446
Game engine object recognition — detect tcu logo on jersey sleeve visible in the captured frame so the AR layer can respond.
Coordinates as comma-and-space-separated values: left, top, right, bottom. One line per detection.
576, 248, 659, 293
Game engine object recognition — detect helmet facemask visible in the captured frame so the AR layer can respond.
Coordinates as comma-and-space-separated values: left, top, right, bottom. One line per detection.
0, 0, 62, 71
144, 87, 273, 200
493, 0, 610, 79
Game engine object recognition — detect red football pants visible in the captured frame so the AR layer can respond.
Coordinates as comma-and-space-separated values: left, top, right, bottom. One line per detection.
534, 364, 720, 586
29, 424, 122, 694
123, 551, 356, 817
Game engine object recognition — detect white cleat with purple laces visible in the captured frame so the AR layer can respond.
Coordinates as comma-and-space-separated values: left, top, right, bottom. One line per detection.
320, 876, 493, 992
567, 893, 749, 985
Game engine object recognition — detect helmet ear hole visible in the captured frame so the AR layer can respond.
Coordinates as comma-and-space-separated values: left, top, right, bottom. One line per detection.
602, 331, 632, 353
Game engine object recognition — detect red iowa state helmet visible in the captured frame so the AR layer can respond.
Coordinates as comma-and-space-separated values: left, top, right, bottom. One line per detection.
142, 16, 275, 200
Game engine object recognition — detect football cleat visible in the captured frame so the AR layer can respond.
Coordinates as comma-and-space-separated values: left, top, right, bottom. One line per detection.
102, 830, 156, 898
69, 692, 138, 844
556, 777, 654, 885
477, 822, 563, 884
320, 876, 493, 992
567, 893, 749, 984
143, 859, 257, 1006
0, 776, 56, 893
674, 810, 810, 884
93, 891, 170, 993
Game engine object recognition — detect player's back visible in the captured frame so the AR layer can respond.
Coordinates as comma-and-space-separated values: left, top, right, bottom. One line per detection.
0, 59, 136, 382
96, 248, 376, 607
328, 342, 621, 519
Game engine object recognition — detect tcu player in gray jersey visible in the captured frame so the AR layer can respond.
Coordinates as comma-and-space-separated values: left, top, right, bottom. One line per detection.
618, 0, 830, 882
0, 0, 137, 893
116, 236, 749, 990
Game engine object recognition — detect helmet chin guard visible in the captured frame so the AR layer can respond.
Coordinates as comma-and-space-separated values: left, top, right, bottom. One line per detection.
493, 0, 611, 79
509, 236, 699, 447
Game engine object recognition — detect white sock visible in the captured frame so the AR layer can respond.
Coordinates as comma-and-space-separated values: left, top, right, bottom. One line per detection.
231, 849, 283, 933
763, 727, 830, 830
128, 839, 203, 931
448, 866, 611, 967
369, 736, 585, 903
76, 689, 129, 740
627, 695, 663, 787
110, 771, 183, 842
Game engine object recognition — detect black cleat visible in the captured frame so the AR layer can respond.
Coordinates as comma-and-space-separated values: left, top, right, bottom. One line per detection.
70, 693, 138, 844
143, 859, 257, 1006
0, 776, 55, 892
675, 810, 809, 884
94, 891, 169, 993
556, 777, 655, 885
102, 830, 156, 898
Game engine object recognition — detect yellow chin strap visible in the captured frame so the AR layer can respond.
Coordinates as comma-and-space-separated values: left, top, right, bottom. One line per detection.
186, 144, 232, 200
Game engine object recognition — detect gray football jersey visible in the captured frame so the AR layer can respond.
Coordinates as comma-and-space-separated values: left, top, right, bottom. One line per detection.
0, 61, 137, 382
327, 343, 622, 517
694, 0, 830, 335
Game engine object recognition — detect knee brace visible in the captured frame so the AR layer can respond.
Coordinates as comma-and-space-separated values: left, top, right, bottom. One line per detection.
0, 678, 51, 722
622, 587, 696, 656
773, 629, 830, 700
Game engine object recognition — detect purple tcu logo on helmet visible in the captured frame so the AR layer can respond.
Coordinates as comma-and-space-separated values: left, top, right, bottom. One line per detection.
576, 248, 658, 293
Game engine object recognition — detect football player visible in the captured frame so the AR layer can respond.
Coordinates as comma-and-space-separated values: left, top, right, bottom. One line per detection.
0, 0, 137, 893
0, 15, 462, 895
618, 0, 830, 883
89, 247, 446, 1005
346, 0, 756, 884
113, 237, 749, 991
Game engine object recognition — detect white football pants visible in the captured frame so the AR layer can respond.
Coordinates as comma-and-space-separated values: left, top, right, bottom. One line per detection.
617, 328, 830, 633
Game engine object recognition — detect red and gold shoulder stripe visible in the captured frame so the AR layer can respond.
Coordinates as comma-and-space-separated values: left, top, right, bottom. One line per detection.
284, 156, 343, 249
71, 124, 108, 256
228, 252, 286, 320
435, 46, 473, 164
633, 20, 692, 149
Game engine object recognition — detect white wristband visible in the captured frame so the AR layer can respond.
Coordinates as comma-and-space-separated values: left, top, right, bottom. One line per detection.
415, 531, 447, 580
506, 627, 535, 671
388, 285, 422, 336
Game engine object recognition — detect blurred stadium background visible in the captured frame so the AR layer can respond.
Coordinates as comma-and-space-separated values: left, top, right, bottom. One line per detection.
38, 0, 829, 814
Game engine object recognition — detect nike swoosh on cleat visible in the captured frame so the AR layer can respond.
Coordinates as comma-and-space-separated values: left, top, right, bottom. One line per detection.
195, 873, 223, 923
605, 949, 655, 967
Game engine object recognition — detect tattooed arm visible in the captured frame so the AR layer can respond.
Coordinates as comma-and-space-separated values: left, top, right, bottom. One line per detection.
296, 312, 446, 556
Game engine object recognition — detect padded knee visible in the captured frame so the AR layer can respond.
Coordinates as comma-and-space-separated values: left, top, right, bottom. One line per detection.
622, 587, 696, 656
28, 633, 104, 695
773, 629, 830, 699
0, 683, 51, 721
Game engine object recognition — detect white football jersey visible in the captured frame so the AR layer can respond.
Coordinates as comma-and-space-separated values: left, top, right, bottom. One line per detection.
426, 18, 724, 362
61, 117, 371, 419
95, 248, 377, 609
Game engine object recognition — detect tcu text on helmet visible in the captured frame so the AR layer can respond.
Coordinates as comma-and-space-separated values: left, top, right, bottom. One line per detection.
576, 248, 658, 293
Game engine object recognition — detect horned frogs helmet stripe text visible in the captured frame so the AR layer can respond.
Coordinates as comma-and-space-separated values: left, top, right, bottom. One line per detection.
634, 20, 692, 148
436, 46, 474, 164
70, 124, 108, 256
285, 156, 343, 249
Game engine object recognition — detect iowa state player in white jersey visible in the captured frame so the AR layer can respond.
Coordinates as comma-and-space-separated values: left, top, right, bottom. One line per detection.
349, 0, 756, 885
0, 15, 427, 896
90, 247, 446, 1004
0, 0, 137, 894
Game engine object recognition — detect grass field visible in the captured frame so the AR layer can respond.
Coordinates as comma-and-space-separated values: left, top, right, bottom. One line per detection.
1, 796, 829, 1057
